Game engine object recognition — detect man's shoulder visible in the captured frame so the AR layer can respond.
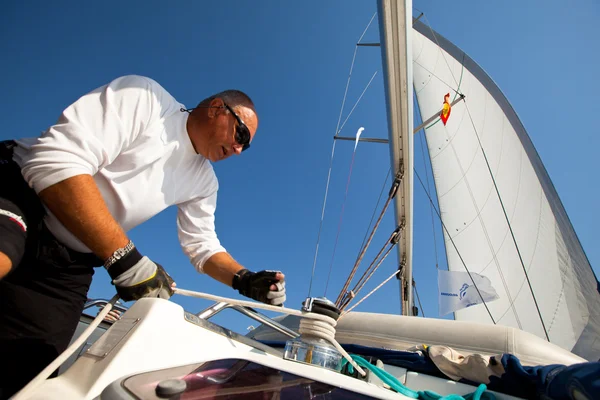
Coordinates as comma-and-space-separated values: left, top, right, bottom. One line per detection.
110, 75, 177, 101
109, 75, 183, 117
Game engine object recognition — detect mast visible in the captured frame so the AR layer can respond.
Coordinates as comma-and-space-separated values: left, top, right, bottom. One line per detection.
377, 0, 414, 315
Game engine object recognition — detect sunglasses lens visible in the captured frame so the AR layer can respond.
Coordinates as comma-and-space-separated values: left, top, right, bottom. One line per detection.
236, 125, 251, 151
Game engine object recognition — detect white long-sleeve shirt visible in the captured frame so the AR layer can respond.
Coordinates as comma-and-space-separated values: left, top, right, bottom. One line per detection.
13, 75, 226, 272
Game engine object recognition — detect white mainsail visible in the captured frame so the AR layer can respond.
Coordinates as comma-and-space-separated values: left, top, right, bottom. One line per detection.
412, 20, 600, 360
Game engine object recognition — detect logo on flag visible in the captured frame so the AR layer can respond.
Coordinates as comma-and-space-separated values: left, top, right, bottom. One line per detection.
440, 93, 451, 126
438, 269, 499, 316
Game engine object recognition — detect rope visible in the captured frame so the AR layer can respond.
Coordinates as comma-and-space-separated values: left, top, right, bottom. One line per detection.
343, 354, 494, 400
297, 319, 366, 377
324, 127, 363, 297
308, 13, 376, 296
13, 295, 120, 400
173, 288, 366, 376
414, 170, 497, 324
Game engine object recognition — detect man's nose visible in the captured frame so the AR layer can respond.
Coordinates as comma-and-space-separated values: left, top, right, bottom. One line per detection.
232, 144, 243, 155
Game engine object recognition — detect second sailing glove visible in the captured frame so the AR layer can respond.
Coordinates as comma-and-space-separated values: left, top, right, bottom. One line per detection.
232, 269, 286, 306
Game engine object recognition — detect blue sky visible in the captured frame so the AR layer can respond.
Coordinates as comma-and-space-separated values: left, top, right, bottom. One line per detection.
1, 1, 598, 333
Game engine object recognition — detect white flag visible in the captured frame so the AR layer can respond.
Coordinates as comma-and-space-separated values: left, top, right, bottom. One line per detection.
437, 269, 499, 316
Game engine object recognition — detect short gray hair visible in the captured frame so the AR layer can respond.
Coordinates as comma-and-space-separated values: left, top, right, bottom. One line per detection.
197, 89, 254, 110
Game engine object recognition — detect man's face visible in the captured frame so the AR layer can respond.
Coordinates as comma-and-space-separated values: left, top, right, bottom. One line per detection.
206, 102, 258, 163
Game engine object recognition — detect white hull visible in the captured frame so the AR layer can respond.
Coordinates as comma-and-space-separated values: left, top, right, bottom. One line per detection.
18, 298, 526, 400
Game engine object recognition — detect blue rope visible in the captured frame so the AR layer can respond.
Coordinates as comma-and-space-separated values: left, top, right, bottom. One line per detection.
343, 355, 495, 400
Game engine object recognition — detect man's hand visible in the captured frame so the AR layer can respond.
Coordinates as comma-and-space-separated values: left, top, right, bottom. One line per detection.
232, 269, 286, 306
102, 309, 123, 323
110, 252, 175, 302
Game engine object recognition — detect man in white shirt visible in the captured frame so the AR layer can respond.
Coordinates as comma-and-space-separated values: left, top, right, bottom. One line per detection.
0, 75, 285, 398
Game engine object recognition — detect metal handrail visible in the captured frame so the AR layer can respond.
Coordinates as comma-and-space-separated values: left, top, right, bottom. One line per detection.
84, 299, 128, 314
197, 302, 299, 339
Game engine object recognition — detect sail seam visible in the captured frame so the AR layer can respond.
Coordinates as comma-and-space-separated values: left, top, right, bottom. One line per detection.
416, 37, 521, 327
415, 169, 497, 324
422, 14, 460, 89
436, 87, 522, 327
445, 125, 522, 328
416, 101, 440, 269
414, 59, 462, 100
462, 97, 551, 342
495, 153, 544, 326
414, 18, 599, 359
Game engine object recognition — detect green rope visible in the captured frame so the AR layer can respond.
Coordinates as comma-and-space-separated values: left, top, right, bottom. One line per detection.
343, 355, 495, 400
425, 118, 442, 130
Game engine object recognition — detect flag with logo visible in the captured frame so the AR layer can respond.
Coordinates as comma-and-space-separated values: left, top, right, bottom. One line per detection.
437, 269, 499, 316
440, 93, 451, 125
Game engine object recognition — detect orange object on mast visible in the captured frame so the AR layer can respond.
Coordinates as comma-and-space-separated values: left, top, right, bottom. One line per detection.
440, 93, 451, 125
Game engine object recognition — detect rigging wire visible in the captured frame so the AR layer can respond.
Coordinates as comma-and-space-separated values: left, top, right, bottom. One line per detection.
336, 71, 378, 134
357, 167, 392, 255
308, 139, 336, 297
461, 99, 551, 342
413, 280, 426, 317
339, 224, 402, 310
339, 229, 400, 310
414, 169, 497, 325
323, 127, 363, 297
334, 168, 391, 305
307, 12, 377, 296
415, 93, 440, 269
340, 269, 401, 317
335, 172, 402, 306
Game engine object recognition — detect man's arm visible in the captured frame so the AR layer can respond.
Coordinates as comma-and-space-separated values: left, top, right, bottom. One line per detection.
177, 180, 286, 305
38, 173, 174, 302
202, 252, 245, 286
38, 174, 129, 259
203, 252, 286, 305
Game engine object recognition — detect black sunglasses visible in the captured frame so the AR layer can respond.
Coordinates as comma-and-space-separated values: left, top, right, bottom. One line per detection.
180, 103, 251, 152
222, 103, 251, 152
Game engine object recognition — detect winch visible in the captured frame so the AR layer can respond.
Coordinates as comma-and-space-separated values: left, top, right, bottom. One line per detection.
283, 297, 344, 372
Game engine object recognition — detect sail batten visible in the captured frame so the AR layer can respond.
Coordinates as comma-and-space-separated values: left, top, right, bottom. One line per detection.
413, 20, 600, 360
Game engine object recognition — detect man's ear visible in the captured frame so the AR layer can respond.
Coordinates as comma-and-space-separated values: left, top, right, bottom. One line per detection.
208, 98, 225, 118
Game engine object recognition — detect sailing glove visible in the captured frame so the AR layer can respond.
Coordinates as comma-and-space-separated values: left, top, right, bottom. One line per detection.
232, 269, 286, 306
105, 243, 174, 302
